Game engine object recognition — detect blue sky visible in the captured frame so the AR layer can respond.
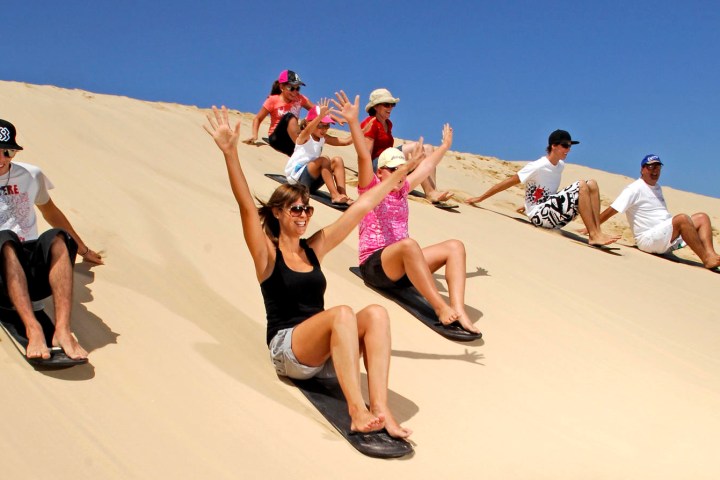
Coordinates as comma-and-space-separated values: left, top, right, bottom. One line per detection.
5, 0, 719, 198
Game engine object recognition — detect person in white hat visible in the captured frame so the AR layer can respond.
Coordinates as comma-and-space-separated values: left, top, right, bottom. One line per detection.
595, 154, 720, 269
354, 107, 481, 335
0, 119, 103, 361
361, 88, 453, 204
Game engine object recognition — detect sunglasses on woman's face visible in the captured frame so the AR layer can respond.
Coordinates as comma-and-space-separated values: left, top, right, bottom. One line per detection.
1, 149, 17, 158
380, 166, 399, 173
287, 204, 314, 217
286, 85, 301, 92
379, 103, 395, 108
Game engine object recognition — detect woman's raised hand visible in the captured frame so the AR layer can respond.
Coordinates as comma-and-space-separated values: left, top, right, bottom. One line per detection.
330, 90, 360, 123
204, 106, 241, 154
441, 123, 454, 149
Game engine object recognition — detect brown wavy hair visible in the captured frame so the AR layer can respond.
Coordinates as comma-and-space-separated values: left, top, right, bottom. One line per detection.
258, 183, 310, 245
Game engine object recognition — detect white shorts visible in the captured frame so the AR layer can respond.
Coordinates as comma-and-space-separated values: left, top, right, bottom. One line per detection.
635, 218, 683, 254
269, 327, 335, 380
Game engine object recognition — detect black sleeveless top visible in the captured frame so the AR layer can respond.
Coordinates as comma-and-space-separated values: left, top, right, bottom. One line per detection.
260, 239, 327, 345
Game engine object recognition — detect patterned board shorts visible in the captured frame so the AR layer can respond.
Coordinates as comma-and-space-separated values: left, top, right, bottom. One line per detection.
529, 181, 581, 229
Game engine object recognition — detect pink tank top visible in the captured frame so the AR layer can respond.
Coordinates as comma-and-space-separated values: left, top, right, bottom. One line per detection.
357, 175, 410, 265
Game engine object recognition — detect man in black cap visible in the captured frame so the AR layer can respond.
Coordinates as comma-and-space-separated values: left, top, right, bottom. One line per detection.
466, 129, 620, 246
595, 154, 720, 270
0, 118, 103, 361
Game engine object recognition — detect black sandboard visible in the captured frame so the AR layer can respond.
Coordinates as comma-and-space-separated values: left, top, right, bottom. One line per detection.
408, 190, 459, 211
349, 267, 481, 342
291, 376, 413, 458
265, 173, 350, 212
0, 308, 87, 368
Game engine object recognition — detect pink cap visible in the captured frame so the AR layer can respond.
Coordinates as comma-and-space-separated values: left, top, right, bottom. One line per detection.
306, 106, 334, 124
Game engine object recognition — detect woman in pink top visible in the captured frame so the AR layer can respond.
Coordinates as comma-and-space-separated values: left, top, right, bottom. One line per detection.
356, 122, 481, 335
244, 70, 314, 156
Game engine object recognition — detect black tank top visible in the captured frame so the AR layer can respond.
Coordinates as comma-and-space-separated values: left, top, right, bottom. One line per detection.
261, 239, 327, 345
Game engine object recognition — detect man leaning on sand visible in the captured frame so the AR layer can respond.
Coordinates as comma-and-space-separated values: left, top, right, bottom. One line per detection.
595, 154, 720, 270
465, 129, 620, 246
0, 118, 103, 361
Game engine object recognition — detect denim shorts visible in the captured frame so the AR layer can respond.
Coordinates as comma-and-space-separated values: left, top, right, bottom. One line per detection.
269, 327, 335, 380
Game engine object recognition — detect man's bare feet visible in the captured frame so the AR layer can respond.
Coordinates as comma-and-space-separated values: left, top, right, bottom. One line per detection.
350, 408, 385, 433
372, 407, 412, 438
25, 324, 50, 360
426, 191, 453, 203
588, 233, 621, 246
52, 330, 88, 360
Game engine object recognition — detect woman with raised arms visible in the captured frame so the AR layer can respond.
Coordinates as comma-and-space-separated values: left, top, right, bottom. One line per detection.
204, 92, 412, 438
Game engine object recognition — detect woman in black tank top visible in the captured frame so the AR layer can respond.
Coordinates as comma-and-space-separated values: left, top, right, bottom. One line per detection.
204, 92, 416, 439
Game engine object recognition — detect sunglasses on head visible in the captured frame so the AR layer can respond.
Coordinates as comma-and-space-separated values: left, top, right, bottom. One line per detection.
1, 149, 17, 158
286, 85, 301, 92
287, 204, 314, 216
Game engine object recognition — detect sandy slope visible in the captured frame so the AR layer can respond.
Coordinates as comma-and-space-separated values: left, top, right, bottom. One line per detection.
1, 81, 718, 480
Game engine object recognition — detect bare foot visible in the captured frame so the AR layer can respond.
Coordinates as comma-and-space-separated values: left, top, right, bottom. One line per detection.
52, 330, 88, 360
331, 194, 353, 205
588, 233, 621, 246
350, 408, 385, 433
26, 324, 51, 360
456, 312, 481, 334
372, 407, 412, 438
436, 304, 459, 326
703, 255, 720, 269
426, 191, 453, 203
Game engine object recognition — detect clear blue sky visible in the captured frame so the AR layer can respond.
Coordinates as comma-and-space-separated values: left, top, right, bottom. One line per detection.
5, 0, 719, 198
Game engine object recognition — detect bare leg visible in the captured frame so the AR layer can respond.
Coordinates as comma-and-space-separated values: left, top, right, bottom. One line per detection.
673, 213, 720, 269
292, 305, 385, 433
422, 240, 480, 334
47, 235, 87, 359
577, 180, 620, 246
356, 304, 411, 438
307, 157, 348, 203
330, 156, 351, 202
286, 116, 300, 143
1, 244, 49, 359
380, 238, 461, 327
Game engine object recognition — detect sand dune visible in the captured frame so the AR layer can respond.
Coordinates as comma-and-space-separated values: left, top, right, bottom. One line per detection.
1, 81, 718, 479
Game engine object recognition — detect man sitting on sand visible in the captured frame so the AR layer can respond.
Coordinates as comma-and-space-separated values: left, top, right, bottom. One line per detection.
465, 129, 620, 246
595, 154, 720, 270
0, 119, 103, 360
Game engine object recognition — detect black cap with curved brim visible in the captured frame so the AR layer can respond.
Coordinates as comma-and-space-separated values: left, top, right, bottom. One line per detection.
548, 129, 579, 146
0, 119, 23, 150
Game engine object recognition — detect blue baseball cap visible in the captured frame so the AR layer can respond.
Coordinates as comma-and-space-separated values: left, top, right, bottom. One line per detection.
641, 154, 663, 167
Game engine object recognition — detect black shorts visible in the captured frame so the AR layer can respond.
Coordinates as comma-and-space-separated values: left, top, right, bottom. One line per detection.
359, 248, 412, 290
268, 113, 297, 157
0, 229, 77, 306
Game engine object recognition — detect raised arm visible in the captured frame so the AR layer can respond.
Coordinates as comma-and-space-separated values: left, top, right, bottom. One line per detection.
357, 118, 377, 189
465, 174, 521, 205
406, 124, 453, 191
295, 99, 330, 146
205, 106, 272, 280
307, 92, 418, 260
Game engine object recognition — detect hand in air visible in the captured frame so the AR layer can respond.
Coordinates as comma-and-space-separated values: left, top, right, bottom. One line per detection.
204, 106, 241, 154
441, 123, 453, 149
330, 90, 360, 123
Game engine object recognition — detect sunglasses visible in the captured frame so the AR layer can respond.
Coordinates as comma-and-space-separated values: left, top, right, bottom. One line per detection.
1, 149, 17, 158
316, 123, 330, 130
286, 85, 301, 92
558, 143, 572, 149
644, 163, 662, 170
287, 204, 314, 217
380, 166, 399, 173
379, 103, 396, 108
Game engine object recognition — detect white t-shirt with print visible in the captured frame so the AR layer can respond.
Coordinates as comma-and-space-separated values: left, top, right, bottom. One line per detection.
610, 178, 671, 240
284, 136, 325, 183
0, 161, 53, 241
517, 156, 564, 217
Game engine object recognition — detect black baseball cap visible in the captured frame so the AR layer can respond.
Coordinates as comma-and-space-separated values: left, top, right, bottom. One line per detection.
548, 129, 579, 146
0, 119, 23, 150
